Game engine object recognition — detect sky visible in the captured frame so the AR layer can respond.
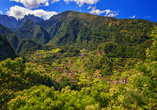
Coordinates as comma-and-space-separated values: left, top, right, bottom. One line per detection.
0, 0, 157, 22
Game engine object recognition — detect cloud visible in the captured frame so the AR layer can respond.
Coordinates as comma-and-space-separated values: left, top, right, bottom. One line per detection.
130, 15, 135, 19
5, 7, 8, 10
87, 6, 92, 10
105, 11, 119, 17
145, 16, 151, 19
0, 11, 2, 14
10, 0, 50, 9
89, 7, 119, 17
6, 5, 57, 20
64, 0, 99, 7
51, 0, 60, 4
44, 1, 49, 6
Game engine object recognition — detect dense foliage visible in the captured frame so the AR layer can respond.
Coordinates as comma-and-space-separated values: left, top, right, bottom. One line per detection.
0, 24, 19, 49
0, 11, 157, 110
0, 33, 17, 61
0, 57, 53, 109
15, 20, 50, 45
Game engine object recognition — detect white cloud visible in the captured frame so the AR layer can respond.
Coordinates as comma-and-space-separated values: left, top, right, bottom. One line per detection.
5, 7, 8, 10
10, 0, 50, 9
130, 15, 135, 19
90, 7, 110, 15
145, 16, 151, 19
6, 5, 57, 20
10, 0, 20, 2
64, 0, 99, 7
87, 6, 92, 10
44, 1, 49, 6
51, 0, 60, 4
0, 11, 2, 14
106, 12, 118, 17
89, 7, 119, 17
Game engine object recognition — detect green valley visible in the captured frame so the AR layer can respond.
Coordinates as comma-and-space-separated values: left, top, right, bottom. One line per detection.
0, 11, 157, 110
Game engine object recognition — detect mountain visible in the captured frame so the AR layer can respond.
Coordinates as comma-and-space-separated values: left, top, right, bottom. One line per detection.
12, 14, 44, 29
0, 34, 17, 61
0, 14, 44, 31
0, 23, 49, 55
37, 11, 157, 50
0, 14, 17, 28
0, 23, 19, 49
15, 20, 50, 45
16, 39, 42, 54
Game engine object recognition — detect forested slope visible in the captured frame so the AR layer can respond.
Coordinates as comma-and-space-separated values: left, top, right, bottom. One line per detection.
0, 34, 17, 61
15, 20, 50, 45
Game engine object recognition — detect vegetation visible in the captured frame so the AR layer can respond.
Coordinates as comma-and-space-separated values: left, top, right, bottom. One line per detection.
15, 20, 50, 45
0, 11, 157, 110
0, 33, 17, 61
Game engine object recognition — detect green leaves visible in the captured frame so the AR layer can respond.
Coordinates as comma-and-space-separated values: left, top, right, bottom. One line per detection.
0, 57, 50, 109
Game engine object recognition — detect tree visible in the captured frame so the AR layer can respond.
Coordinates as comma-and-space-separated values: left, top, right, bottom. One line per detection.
0, 57, 49, 109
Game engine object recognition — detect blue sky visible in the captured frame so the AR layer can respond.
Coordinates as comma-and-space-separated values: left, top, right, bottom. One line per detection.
0, 0, 156, 22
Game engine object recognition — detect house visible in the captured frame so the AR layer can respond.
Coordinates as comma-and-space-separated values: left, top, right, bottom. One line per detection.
47, 71, 52, 74
81, 53, 88, 57
71, 71, 75, 73
98, 76, 101, 79
119, 78, 124, 83
100, 78, 103, 81
125, 77, 129, 84
106, 80, 113, 84
114, 80, 119, 84
36, 50, 40, 52
57, 79, 60, 82
78, 71, 81, 73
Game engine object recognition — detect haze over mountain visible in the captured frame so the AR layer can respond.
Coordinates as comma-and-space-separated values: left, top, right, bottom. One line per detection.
0, 14, 44, 31
12, 14, 44, 29
0, 14, 17, 28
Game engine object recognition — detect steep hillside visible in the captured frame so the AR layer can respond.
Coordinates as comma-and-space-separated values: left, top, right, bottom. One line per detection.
12, 14, 44, 29
37, 11, 157, 50
0, 23, 19, 49
15, 20, 50, 45
0, 34, 17, 61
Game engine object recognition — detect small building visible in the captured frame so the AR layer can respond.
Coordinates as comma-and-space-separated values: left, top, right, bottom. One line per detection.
100, 78, 103, 82
78, 71, 81, 73
119, 78, 124, 83
81, 53, 88, 57
98, 76, 101, 79
114, 80, 119, 84
125, 77, 129, 84
57, 79, 60, 82
47, 71, 52, 74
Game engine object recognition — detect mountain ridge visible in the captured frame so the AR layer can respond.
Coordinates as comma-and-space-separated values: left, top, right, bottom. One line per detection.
15, 20, 50, 45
